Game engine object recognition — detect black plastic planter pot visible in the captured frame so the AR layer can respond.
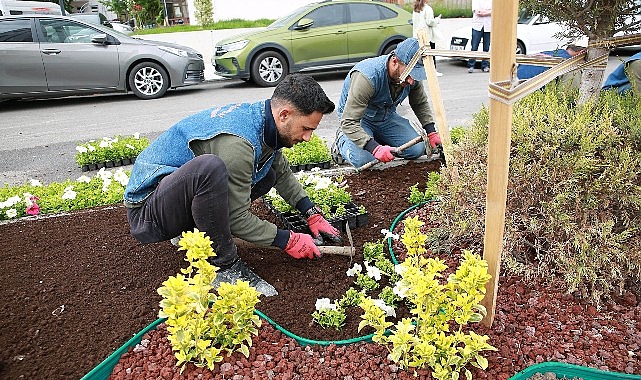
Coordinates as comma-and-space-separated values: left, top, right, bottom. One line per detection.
289, 160, 332, 173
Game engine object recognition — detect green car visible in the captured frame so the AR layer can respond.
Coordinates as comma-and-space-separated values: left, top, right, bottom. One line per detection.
213, 0, 412, 87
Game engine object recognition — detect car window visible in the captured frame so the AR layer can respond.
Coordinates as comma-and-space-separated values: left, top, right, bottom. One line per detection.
304, 4, 347, 28
0, 19, 34, 42
348, 3, 396, 23
39, 18, 101, 43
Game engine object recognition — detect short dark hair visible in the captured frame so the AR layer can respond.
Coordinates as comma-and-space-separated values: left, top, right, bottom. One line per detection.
271, 73, 335, 115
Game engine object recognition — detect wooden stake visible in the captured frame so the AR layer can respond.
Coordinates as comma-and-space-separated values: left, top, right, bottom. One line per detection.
480, 1, 519, 327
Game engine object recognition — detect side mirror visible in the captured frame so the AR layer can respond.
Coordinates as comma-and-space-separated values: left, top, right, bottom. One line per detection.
91, 33, 108, 44
294, 18, 313, 30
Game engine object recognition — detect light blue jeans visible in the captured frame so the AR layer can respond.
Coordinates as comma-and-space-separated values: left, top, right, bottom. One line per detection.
335, 112, 426, 168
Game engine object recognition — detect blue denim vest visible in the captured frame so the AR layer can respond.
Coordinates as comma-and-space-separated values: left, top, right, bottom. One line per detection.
603, 51, 641, 94
337, 54, 413, 122
124, 101, 273, 205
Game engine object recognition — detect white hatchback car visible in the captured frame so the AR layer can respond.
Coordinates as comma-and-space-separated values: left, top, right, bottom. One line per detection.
449, 10, 578, 55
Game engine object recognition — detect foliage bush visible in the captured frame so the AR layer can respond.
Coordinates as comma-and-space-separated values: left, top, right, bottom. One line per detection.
429, 84, 641, 304
282, 133, 332, 166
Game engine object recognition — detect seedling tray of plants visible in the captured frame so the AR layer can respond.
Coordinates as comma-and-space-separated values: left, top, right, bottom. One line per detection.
289, 160, 331, 173
266, 201, 368, 234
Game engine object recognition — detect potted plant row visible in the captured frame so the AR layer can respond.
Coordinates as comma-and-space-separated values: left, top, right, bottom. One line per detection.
262, 173, 368, 233
282, 133, 332, 172
74, 133, 149, 171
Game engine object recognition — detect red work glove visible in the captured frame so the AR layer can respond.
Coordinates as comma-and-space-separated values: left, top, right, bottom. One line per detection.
307, 213, 343, 244
427, 132, 442, 148
372, 145, 395, 162
284, 231, 321, 259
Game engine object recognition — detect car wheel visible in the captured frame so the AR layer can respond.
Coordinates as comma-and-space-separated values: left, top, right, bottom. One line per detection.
128, 62, 169, 99
516, 40, 526, 55
251, 50, 288, 87
382, 43, 397, 55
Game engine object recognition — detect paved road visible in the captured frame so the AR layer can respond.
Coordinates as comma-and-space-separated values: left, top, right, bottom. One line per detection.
0, 49, 629, 187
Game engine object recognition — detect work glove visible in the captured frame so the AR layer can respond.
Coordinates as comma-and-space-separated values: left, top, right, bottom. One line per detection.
427, 132, 442, 148
307, 213, 343, 244
284, 231, 321, 259
372, 144, 396, 163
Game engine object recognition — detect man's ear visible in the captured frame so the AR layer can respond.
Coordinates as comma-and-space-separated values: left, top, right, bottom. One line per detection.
277, 107, 290, 123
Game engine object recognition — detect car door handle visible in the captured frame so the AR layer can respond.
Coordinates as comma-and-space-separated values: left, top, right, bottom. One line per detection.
41, 48, 62, 55
335, 30, 346, 34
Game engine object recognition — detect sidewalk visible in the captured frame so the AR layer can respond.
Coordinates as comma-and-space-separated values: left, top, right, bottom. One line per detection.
138, 19, 471, 81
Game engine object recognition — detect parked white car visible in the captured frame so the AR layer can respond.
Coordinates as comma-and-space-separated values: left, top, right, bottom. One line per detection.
449, 10, 578, 55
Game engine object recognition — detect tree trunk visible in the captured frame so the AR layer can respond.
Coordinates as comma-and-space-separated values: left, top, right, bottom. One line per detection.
578, 46, 609, 104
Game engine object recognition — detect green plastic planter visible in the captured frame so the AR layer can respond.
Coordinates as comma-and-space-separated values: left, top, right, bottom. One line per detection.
509, 362, 641, 379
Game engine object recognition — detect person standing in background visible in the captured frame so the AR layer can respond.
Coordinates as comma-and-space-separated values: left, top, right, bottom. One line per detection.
467, 0, 492, 73
412, 0, 443, 77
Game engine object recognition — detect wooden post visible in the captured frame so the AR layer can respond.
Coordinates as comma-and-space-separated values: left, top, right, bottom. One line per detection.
417, 30, 451, 161
480, 0, 519, 327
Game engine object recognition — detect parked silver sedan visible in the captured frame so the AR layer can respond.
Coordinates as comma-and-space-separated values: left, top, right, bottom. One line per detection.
0, 14, 204, 100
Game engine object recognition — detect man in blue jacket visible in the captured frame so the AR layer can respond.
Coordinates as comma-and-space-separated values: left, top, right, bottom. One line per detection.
123, 74, 341, 297
603, 51, 641, 94
331, 37, 442, 168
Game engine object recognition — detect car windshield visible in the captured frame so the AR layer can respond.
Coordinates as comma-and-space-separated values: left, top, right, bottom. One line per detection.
517, 9, 535, 24
267, 4, 316, 28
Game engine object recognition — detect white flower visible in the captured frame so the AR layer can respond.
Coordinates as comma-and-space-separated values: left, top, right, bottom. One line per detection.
2, 195, 21, 208
88, 145, 96, 152
394, 264, 408, 276
393, 282, 408, 299
75, 146, 88, 153
133, 132, 140, 139
23, 193, 34, 207
113, 169, 129, 187
365, 261, 382, 281
96, 168, 113, 180
126, 144, 136, 150
76, 175, 92, 183
6, 208, 17, 218
315, 298, 336, 311
381, 228, 399, 240
314, 177, 332, 190
101, 177, 112, 192
29, 179, 43, 187
310, 167, 321, 172
346, 263, 362, 277
99, 140, 111, 148
61, 186, 77, 200
372, 299, 396, 317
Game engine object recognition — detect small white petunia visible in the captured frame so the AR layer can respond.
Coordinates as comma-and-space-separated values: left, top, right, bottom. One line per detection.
310, 167, 321, 172
29, 179, 43, 187
315, 298, 336, 311
372, 299, 396, 317
99, 140, 111, 148
6, 208, 17, 218
76, 175, 92, 183
61, 186, 77, 200
75, 146, 88, 153
5, 195, 21, 207
88, 145, 96, 152
126, 144, 136, 150
365, 262, 382, 281
393, 282, 408, 299
314, 177, 332, 190
113, 169, 129, 187
101, 177, 112, 192
23, 193, 34, 206
96, 168, 113, 180
381, 228, 400, 240
346, 263, 362, 277
394, 264, 408, 276
133, 132, 140, 139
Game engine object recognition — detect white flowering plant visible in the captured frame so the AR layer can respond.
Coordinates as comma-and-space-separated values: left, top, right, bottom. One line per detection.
74, 133, 149, 167
264, 173, 359, 219
0, 168, 129, 221
311, 298, 346, 330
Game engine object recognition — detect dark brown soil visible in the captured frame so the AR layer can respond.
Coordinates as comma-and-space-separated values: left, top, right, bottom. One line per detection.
1, 161, 640, 380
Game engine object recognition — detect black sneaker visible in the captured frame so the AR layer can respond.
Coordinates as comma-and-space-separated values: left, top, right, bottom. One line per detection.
211, 259, 278, 296
331, 133, 346, 165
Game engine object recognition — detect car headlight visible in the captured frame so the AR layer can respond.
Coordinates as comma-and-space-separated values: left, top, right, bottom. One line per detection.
158, 45, 189, 57
219, 40, 249, 53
